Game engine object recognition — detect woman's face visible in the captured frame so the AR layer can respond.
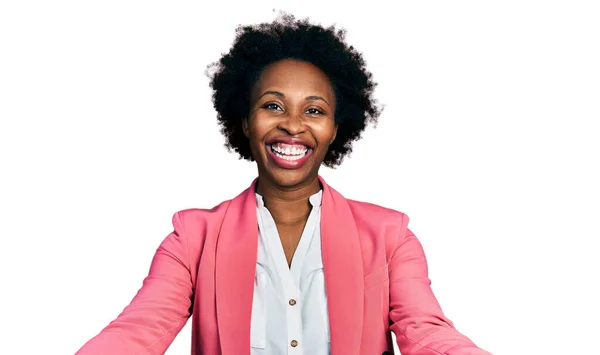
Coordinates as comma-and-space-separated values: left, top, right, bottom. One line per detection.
244, 59, 338, 189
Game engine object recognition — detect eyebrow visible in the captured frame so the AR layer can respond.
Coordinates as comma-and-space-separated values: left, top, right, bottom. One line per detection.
258, 90, 331, 106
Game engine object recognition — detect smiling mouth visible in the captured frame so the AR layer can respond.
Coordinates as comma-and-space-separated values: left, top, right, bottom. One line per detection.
267, 142, 312, 161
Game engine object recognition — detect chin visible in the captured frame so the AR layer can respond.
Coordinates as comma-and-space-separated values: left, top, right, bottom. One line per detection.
264, 167, 315, 188
273, 170, 310, 186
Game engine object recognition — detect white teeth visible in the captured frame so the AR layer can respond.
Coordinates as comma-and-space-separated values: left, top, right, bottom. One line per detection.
274, 151, 304, 161
271, 143, 308, 156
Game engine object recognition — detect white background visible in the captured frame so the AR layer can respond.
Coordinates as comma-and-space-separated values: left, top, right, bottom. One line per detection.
1, 1, 599, 354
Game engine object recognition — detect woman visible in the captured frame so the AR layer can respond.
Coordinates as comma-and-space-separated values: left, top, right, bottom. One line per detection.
77, 14, 491, 355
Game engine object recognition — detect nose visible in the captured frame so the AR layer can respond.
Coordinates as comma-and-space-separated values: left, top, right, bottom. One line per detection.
277, 113, 306, 136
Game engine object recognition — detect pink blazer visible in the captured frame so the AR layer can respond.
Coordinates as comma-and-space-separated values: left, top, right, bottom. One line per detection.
77, 176, 491, 355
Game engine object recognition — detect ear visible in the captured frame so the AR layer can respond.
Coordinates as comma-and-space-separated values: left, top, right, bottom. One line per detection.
242, 117, 249, 138
330, 123, 338, 144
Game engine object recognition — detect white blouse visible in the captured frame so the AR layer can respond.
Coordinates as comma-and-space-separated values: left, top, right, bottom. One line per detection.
251, 190, 330, 355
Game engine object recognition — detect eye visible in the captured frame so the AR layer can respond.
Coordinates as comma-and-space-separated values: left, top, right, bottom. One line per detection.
306, 108, 323, 115
263, 103, 282, 111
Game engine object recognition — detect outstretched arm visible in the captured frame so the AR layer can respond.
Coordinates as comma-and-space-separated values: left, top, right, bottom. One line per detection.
388, 221, 492, 355
77, 212, 193, 355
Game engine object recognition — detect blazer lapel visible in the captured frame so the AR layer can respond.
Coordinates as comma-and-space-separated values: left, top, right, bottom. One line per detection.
319, 176, 365, 355
214, 176, 364, 355
215, 179, 259, 355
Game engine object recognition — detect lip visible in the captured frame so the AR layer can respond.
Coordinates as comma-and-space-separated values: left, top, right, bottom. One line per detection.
266, 144, 313, 170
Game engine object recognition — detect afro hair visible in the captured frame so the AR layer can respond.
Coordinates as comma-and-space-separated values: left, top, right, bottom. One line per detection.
206, 13, 382, 167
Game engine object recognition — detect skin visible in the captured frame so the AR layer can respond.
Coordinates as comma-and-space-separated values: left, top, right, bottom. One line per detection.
242, 59, 338, 267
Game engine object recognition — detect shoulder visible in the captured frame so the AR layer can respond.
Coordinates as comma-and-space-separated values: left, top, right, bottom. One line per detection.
346, 198, 409, 230
168, 183, 256, 236
344, 198, 414, 261
174, 200, 230, 224
172, 200, 231, 239
160, 200, 232, 272
323, 180, 411, 237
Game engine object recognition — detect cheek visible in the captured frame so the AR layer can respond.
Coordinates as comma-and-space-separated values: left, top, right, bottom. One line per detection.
247, 116, 268, 143
314, 121, 337, 146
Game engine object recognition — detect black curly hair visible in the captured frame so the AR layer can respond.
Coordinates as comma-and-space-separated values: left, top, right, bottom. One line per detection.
206, 13, 382, 167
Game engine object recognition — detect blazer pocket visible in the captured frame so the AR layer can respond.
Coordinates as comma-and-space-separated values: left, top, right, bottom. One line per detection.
363, 263, 389, 291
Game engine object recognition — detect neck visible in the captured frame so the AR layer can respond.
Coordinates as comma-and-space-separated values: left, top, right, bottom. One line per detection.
256, 175, 321, 226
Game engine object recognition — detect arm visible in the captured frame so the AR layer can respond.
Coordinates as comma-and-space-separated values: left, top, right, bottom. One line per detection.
77, 212, 193, 355
388, 219, 492, 355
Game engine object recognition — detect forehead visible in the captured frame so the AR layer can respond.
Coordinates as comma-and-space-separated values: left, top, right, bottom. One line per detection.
253, 59, 335, 98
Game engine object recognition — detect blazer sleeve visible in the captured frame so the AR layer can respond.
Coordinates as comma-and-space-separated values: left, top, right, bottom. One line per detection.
388, 215, 492, 355
76, 211, 194, 355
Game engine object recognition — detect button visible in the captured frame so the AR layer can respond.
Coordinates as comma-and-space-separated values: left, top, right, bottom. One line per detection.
290, 340, 298, 347
289, 299, 296, 306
